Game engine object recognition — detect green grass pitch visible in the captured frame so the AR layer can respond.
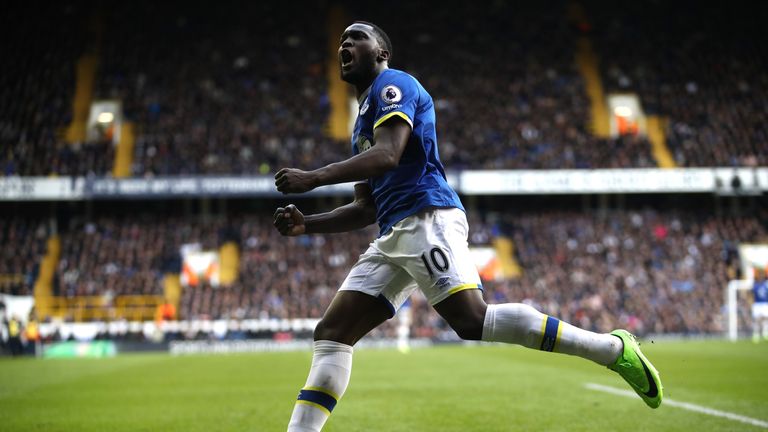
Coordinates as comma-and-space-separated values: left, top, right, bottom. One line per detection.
1, 340, 767, 431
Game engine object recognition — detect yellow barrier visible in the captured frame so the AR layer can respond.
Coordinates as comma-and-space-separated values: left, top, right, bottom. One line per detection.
568, 3, 609, 138
493, 237, 523, 279
34, 235, 60, 318
646, 116, 677, 168
112, 121, 135, 178
325, 4, 351, 140
65, 54, 98, 144
575, 37, 610, 138
39, 295, 163, 322
163, 274, 181, 310
218, 242, 240, 286
0, 273, 24, 287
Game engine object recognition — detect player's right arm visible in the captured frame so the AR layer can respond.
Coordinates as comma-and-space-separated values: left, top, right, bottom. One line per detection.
273, 182, 377, 236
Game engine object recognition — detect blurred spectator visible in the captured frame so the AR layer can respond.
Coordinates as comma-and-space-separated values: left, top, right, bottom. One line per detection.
7, 315, 23, 356
155, 298, 177, 324
24, 309, 41, 355
0, 218, 48, 296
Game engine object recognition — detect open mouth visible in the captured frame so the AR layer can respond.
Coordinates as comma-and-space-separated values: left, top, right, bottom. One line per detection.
340, 49, 353, 68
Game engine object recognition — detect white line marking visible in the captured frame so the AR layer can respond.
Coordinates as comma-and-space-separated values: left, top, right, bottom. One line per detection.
585, 383, 768, 429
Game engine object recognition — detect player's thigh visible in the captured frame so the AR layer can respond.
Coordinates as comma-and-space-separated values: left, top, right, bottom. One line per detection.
380, 208, 483, 306
315, 291, 392, 345
320, 247, 417, 345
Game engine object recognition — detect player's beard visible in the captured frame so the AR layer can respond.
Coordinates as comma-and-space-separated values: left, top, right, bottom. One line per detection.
340, 52, 378, 85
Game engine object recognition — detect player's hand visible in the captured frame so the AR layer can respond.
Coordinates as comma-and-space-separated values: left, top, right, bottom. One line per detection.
275, 168, 318, 194
273, 204, 306, 236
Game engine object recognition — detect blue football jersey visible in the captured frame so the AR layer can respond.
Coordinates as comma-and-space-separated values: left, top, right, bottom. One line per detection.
351, 69, 464, 236
755, 280, 768, 304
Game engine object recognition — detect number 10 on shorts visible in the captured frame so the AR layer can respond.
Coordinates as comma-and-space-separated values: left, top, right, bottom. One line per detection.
420, 247, 450, 278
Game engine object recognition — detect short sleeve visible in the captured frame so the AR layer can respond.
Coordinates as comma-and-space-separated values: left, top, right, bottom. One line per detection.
372, 73, 418, 130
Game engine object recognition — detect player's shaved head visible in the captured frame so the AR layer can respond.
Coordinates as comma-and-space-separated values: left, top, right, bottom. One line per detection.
339, 21, 393, 92
351, 21, 393, 62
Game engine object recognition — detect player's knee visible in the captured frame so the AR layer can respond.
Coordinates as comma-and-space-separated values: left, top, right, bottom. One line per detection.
313, 319, 336, 341
314, 319, 354, 345
448, 313, 485, 341
451, 320, 483, 340
435, 292, 488, 341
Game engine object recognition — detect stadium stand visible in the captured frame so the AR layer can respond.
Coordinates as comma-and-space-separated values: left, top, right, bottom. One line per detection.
1, 1, 767, 347
55, 215, 213, 298
100, 1, 658, 172
3, 2, 765, 174
0, 4, 107, 177
2, 2, 663, 176
94, 2, 343, 176
178, 218, 375, 321
21, 207, 761, 337
587, 1, 768, 167
346, 1, 657, 169
488, 210, 767, 335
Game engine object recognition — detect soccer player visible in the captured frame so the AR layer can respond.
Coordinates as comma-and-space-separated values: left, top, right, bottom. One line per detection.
752, 269, 768, 342
274, 21, 663, 431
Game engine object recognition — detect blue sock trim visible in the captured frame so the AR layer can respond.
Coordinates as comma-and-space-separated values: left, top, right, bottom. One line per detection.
297, 389, 337, 413
540, 316, 560, 352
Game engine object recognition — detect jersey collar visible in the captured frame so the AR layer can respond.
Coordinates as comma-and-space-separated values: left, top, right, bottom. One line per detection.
358, 85, 372, 105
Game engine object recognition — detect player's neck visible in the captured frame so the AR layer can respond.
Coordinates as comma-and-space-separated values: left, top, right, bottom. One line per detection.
354, 65, 388, 99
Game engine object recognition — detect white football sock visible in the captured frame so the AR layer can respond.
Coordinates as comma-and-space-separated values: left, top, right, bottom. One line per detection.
481, 303, 622, 366
287, 340, 353, 432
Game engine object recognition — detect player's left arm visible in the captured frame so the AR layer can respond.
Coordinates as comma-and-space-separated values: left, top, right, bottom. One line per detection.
274, 118, 410, 194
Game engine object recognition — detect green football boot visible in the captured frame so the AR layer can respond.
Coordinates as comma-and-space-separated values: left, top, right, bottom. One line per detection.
608, 329, 663, 409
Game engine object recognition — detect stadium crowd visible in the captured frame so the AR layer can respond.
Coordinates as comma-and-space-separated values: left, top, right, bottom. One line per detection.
589, 1, 768, 167
1, 207, 754, 337
485, 210, 765, 335
95, 2, 342, 176
177, 217, 376, 321
0, 4, 91, 177
56, 216, 226, 299
8, 2, 766, 176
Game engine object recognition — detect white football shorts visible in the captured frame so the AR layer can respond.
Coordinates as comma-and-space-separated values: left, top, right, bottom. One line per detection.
753, 303, 768, 320
339, 207, 483, 316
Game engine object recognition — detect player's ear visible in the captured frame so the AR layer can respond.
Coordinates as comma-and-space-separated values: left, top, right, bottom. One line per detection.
377, 48, 390, 63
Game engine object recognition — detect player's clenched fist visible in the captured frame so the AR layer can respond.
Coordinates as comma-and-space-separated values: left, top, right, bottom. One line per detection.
273, 204, 306, 236
275, 168, 318, 194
